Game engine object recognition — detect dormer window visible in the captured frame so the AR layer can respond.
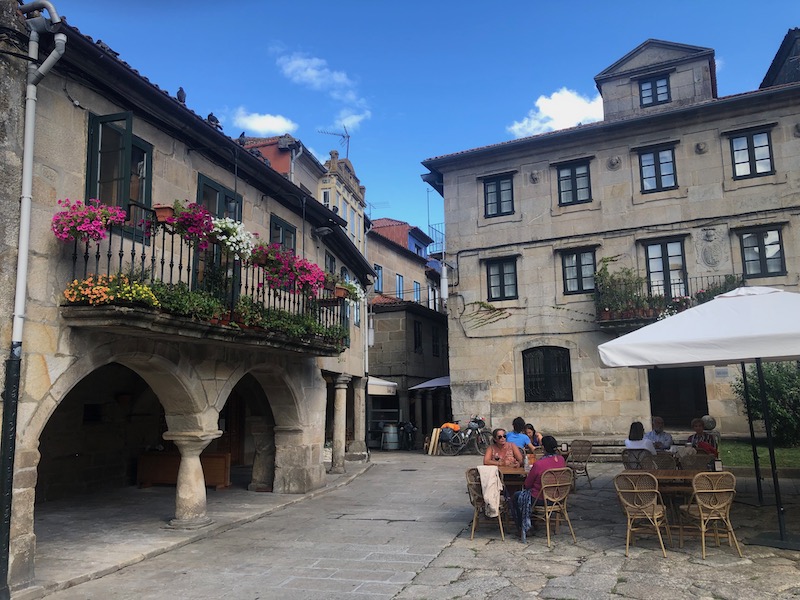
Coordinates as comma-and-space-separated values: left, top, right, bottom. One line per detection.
639, 75, 670, 107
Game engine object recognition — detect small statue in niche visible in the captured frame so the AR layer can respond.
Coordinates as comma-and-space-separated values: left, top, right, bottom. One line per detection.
606, 156, 621, 171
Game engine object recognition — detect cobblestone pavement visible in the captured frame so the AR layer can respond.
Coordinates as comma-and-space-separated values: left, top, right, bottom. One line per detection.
23, 453, 800, 599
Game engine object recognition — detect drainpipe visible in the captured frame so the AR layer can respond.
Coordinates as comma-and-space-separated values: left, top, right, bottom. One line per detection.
289, 140, 304, 184
0, 3, 64, 598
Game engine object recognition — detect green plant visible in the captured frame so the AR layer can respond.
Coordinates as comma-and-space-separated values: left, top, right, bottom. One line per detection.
235, 295, 267, 326
732, 362, 800, 446
150, 281, 225, 321
694, 275, 743, 304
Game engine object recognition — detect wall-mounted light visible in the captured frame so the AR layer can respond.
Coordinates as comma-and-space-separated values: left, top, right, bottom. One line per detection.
311, 226, 333, 239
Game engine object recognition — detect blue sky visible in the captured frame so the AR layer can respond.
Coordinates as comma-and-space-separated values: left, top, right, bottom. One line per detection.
56, 1, 798, 233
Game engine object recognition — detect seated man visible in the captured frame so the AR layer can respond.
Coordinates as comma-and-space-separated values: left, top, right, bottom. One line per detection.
506, 417, 536, 454
645, 416, 673, 450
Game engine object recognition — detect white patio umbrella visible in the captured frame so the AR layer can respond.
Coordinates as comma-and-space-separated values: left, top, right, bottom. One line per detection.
598, 286, 800, 546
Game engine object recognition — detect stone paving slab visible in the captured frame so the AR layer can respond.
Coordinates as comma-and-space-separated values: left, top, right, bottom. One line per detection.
18, 454, 800, 599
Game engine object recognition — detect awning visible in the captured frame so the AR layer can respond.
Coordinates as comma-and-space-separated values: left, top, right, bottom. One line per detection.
408, 375, 450, 390
367, 376, 397, 396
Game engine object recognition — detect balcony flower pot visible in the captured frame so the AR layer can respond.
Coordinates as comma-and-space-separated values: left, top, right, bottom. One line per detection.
153, 205, 175, 223
334, 285, 349, 299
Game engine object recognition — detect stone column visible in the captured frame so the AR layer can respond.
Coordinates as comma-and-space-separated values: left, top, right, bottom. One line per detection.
163, 430, 220, 529
329, 374, 351, 474
424, 389, 434, 437
347, 377, 368, 461
248, 419, 275, 492
414, 392, 423, 436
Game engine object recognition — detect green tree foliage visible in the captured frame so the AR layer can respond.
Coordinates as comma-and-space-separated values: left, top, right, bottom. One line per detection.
732, 362, 800, 446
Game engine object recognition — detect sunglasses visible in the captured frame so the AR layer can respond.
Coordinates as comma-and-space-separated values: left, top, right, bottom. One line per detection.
495, 434, 506, 439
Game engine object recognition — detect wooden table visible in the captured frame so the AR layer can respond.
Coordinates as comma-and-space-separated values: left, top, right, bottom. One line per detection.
499, 466, 527, 496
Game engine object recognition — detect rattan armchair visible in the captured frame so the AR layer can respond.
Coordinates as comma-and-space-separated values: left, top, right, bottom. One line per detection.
531, 467, 577, 548
465, 467, 507, 541
566, 439, 592, 488
679, 471, 743, 559
614, 471, 672, 557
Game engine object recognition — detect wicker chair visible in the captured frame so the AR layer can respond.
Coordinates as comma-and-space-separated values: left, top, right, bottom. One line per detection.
651, 452, 678, 469
566, 439, 592, 488
621, 448, 655, 470
678, 452, 714, 471
465, 467, 507, 541
614, 471, 672, 557
679, 471, 743, 559
531, 467, 577, 548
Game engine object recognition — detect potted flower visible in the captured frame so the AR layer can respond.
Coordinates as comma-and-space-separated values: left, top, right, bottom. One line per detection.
168, 200, 214, 250
152, 204, 175, 223
51, 198, 127, 243
211, 216, 257, 260
62, 274, 160, 308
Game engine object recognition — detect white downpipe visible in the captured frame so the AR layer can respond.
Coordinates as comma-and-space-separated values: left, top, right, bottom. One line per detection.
13, 5, 65, 347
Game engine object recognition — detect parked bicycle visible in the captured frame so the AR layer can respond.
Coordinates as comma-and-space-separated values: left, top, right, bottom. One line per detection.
438, 416, 492, 456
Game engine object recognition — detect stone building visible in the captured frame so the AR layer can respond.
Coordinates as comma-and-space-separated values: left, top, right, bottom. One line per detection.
0, 4, 372, 591
422, 35, 800, 438
366, 218, 449, 445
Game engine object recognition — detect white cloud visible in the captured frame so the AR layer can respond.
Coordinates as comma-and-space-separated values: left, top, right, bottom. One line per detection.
507, 87, 603, 138
233, 107, 297, 136
276, 52, 371, 131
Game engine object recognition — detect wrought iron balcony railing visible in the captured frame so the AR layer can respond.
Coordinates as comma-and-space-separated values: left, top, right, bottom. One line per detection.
594, 273, 743, 331
59, 204, 348, 354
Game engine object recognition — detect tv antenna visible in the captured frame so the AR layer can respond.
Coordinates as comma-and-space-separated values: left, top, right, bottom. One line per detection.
318, 125, 350, 158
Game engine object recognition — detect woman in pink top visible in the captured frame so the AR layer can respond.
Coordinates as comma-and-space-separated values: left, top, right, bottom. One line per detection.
523, 435, 565, 503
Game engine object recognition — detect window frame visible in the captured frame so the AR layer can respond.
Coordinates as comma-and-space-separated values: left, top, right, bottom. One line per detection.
86, 111, 153, 211
269, 215, 297, 252
737, 226, 787, 278
483, 174, 514, 218
413, 281, 421, 303
729, 130, 775, 180
432, 326, 440, 357
413, 320, 423, 353
522, 346, 574, 403
486, 257, 518, 301
325, 251, 336, 274
396, 274, 404, 300
639, 74, 671, 107
645, 238, 687, 299
373, 264, 383, 293
561, 249, 596, 295
556, 161, 592, 206
638, 145, 678, 193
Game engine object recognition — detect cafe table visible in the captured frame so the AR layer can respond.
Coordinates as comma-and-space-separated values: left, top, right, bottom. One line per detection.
627, 469, 705, 527
498, 466, 528, 496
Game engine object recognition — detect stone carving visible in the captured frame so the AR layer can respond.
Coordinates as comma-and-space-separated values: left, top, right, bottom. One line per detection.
529, 171, 540, 184
606, 156, 621, 171
794, 123, 800, 138
695, 142, 708, 154
697, 227, 727, 270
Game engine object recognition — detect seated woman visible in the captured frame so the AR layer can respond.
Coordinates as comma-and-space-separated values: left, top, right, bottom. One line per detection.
687, 417, 718, 456
624, 421, 656, 455
483, 428, 523, 467
525, 423, 543, 448
513, 436, 564, 538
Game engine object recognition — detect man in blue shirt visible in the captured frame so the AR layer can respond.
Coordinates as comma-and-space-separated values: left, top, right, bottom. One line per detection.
506, 417, 535, 454
644, 416, 673, 450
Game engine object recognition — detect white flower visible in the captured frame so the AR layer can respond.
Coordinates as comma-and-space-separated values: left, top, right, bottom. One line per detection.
211, 217, 256, 260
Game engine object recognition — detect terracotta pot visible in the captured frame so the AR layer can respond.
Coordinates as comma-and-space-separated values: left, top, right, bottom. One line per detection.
153, 205, 175, 222
334, 285, 348, 299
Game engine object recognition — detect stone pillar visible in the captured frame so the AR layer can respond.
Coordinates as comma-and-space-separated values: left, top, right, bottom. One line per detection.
346, 377, 368, 461
424, 389, 434, 438
163, 430, 220, 529
248, 419, 275, 492
273, 426, 325, 493
329, 374, 351, 474
414, 392, 423, 447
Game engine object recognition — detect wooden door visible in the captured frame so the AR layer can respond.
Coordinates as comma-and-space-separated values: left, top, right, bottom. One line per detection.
647, 366, 708, 428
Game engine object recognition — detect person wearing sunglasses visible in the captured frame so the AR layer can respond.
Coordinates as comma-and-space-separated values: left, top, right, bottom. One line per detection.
483, 428, 523, 467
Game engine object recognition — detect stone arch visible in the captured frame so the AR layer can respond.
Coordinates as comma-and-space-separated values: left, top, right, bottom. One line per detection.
20, 340, 210, 448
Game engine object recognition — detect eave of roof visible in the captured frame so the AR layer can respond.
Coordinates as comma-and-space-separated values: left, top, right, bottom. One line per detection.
421, 82, 800, 170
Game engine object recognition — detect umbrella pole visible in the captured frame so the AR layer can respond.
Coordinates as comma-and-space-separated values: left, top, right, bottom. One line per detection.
756, 358, 786, 540
740, 363, 764, 505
